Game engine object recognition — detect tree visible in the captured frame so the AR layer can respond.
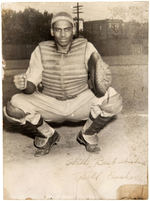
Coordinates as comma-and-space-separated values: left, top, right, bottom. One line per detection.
2, 8, 53, 44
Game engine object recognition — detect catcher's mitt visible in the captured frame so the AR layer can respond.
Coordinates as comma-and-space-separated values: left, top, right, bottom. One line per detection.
88, 52, 112, 97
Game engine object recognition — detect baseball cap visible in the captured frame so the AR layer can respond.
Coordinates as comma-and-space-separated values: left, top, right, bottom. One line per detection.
51, 12, 74, 26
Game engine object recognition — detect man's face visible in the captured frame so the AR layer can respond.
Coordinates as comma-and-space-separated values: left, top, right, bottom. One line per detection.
53, 20, 73, 47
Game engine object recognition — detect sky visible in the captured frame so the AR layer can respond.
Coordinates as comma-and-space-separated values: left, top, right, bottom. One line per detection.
1, 1, 149, 22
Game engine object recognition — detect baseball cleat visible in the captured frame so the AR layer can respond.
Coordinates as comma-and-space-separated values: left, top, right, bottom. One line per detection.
34, 131, 60, 157
76, 131, 100, 153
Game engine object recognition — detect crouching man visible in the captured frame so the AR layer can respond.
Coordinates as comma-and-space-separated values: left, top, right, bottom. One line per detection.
4, 12, 123, 157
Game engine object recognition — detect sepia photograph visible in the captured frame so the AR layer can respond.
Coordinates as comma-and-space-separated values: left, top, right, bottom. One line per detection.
2, 1, 148, 199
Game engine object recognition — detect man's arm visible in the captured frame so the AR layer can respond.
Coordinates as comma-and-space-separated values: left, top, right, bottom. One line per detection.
14, 46, 43, 94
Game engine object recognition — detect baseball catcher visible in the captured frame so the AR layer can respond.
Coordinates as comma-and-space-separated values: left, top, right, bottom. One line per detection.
4, 12, 122, 156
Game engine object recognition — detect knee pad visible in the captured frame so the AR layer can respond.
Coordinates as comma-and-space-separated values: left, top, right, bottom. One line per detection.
101, 93, 123, 115
5, 101, 26, 119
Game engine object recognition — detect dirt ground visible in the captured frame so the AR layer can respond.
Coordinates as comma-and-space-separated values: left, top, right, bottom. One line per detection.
3, 55, 148, 200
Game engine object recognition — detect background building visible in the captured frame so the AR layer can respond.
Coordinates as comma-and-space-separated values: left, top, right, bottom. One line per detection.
83, 19, 148, 56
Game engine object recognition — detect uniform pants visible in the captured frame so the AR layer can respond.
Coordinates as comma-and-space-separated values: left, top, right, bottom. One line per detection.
6, 87, 122, 132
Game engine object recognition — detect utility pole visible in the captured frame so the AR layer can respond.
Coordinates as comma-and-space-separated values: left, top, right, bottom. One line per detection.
73, 3, 83, 37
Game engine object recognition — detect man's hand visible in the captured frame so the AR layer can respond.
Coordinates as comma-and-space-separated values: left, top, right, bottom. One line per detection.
13, 73, 27, 90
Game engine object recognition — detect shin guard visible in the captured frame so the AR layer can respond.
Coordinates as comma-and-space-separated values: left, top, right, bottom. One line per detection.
84, 115, 114, 135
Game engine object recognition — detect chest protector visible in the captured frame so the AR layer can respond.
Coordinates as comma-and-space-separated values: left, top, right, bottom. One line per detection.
39, 38, 88, 100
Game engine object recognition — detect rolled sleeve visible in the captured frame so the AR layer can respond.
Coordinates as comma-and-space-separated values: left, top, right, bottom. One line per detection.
26, 46, 43, 86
